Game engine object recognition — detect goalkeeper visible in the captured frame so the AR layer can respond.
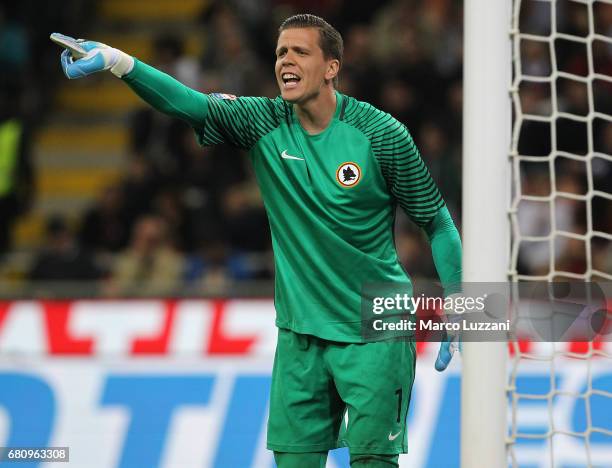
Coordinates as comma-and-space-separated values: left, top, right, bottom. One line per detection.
54, 14, 462, 468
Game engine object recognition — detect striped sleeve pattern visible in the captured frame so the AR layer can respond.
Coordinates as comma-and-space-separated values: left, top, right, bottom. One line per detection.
343, 97, 445, 226
196, 96, 284, 150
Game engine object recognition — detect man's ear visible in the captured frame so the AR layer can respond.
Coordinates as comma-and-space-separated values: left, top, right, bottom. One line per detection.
325, 59, 340, 82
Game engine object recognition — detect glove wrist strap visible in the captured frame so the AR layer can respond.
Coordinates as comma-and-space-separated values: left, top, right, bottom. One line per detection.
110, 50, 134, 77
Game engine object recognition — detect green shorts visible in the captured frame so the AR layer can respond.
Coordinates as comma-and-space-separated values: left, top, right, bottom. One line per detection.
267, 328, 416, 454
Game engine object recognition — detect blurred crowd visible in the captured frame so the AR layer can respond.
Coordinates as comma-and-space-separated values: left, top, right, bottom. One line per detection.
0, 0, 97, 293
1, 0, 611, 296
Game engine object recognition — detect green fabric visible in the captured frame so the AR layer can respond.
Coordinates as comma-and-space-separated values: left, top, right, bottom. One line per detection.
0, 119, 21, 196
122, 59, 208, 128
423, 206, 463, 295
196, 91, 444, 342
274, 452, 327, 468
350, 453, 399, 467
342, 101, 444, 226
267, 329, 416, 454
121, 59, 454, 342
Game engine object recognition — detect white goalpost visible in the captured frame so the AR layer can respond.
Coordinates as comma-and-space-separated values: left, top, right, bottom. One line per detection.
464, 0, 612, 467
462, 0, 511, 467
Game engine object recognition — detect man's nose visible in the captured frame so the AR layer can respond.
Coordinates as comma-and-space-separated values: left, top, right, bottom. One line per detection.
281, 51, 295, 65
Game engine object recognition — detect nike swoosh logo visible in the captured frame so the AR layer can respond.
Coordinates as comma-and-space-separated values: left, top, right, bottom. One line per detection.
281, 150, 304, 161
388, 430, 402, 441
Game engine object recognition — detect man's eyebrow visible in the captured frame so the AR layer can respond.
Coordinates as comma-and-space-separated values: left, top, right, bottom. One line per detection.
276, 45, 310, 55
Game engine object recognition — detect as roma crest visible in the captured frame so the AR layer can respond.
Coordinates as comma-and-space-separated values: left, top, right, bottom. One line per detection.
336, 162, 362, 188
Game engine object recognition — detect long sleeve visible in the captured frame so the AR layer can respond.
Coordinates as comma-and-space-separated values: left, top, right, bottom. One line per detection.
343, 100, 462, 291
121, 59, 282, 150
121, 59, 209, 128
343, 101, 445, 227
423, 206, 462, 295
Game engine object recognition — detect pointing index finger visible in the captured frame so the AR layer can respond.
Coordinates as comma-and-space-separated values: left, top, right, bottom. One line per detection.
50, 33, 87, 59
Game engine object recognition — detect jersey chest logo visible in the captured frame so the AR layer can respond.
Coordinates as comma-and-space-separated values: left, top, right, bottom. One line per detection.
336, 162, 362, 188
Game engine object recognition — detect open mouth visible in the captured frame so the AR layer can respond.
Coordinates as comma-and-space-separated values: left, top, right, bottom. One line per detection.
281, 72, 301, 89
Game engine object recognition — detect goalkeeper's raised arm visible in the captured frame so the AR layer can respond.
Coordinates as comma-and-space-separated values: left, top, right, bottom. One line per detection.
53, 33, 276, 150
54, 34, 210, 130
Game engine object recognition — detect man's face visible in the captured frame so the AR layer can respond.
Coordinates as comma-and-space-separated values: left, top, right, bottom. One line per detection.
275, 27, 338, 103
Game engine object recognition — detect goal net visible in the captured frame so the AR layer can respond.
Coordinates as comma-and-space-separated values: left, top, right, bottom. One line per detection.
508, 0, 612, 466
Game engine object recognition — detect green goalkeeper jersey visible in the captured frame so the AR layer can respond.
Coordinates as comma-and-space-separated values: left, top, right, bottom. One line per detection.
122, 60, 459, 343
194, 92, 443, 341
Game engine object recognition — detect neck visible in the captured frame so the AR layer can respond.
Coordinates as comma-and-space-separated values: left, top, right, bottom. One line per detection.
294, 86, 337, 135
